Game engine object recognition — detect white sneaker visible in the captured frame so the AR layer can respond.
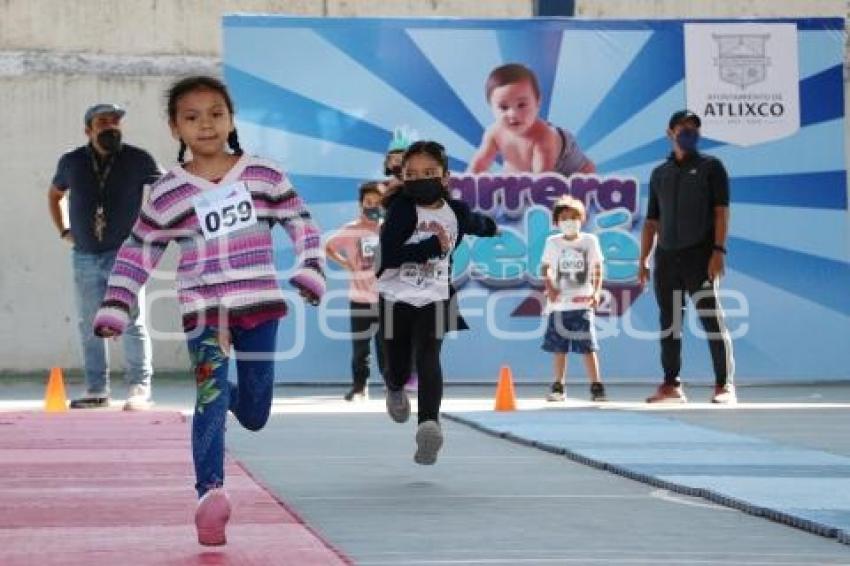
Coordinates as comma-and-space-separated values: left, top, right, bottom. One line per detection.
711, 384, 737, 404
123, 385, 153, 411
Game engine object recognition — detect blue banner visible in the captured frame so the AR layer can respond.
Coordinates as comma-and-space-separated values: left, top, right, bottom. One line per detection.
223, 16, 849, 382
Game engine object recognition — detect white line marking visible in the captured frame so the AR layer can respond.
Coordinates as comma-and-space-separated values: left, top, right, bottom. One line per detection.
649, 488, 732, 511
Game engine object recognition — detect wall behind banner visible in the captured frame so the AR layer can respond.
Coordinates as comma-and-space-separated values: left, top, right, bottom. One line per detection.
224, 16, 850, 383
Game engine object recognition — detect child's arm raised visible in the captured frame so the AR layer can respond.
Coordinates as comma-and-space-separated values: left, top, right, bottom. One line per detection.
93, 197, 170, 337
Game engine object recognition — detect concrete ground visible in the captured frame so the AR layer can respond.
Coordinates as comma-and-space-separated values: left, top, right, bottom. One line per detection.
2, 375, 850, 564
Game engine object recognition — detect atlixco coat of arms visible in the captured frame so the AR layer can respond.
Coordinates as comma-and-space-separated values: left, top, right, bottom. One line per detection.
713, 34, 770, 89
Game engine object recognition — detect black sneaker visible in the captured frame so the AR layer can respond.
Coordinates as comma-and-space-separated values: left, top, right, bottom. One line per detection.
546, 382, 565, 402
69, 395, 110, 409
590, 382, 607, 402
343, 386, 367, 402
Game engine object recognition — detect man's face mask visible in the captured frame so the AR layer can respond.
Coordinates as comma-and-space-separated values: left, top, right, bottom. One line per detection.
675, 127, 699, 154
96, 128, 123, 154
403, 178, 444, 206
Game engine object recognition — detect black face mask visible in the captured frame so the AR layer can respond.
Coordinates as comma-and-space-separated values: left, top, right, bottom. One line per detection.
363, 207, 383, 222
96, 129, 122, 154
385, 164, 402, 179
675, 128, 700, 154
403, 178, 444, 206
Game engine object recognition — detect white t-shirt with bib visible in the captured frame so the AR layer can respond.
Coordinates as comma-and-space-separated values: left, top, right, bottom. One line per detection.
378, 202, 458, 307
541, 232, 604, 313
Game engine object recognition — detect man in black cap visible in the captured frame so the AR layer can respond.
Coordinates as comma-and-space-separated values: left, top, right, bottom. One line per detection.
48, 103, 161, 410
638, 110, 736, 404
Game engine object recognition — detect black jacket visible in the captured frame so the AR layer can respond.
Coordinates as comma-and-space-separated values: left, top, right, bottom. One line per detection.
647, 151, 730, 251
376, 192, 498, 332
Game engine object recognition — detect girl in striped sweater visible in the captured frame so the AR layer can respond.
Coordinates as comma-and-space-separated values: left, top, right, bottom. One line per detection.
93, 76, 325, 546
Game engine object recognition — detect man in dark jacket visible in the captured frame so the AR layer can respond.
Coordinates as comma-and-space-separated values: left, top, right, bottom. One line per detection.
638, 110, 736, 404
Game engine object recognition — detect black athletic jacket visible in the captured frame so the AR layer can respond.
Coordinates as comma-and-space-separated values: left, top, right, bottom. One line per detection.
376, 192, 498, 332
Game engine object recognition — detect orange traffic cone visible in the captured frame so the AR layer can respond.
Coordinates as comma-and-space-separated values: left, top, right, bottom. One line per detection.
45, 367, 68, 413
494, 365, 517, 412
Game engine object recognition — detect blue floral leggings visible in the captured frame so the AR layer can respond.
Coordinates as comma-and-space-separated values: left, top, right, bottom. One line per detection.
186, 319, 278, 498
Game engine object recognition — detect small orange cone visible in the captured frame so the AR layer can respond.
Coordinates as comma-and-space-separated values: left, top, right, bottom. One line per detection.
494, 365, 517, 412
45, 367, 68, 413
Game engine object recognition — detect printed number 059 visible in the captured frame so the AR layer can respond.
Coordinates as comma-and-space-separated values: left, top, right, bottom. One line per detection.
205, 200, 253, 233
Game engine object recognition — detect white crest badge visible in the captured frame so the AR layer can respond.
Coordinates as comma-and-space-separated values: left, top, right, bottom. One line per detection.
715, 33, 769, 89
685, 23, 799, 146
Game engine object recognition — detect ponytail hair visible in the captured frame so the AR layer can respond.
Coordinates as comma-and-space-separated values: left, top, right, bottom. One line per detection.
175, 133, 241, 165
227, 130, 244, 156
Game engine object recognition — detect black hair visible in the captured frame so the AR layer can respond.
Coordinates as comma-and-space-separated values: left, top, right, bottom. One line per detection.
380, 140, 451, 207
402, 140, 449, 172
358, 181, 384, 203
167, 75, 244, 163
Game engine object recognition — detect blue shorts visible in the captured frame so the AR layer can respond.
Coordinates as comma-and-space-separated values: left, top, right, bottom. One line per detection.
542, 309, 599, 354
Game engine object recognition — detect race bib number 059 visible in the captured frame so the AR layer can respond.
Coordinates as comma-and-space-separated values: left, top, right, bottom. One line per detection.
193, 182, 257, 240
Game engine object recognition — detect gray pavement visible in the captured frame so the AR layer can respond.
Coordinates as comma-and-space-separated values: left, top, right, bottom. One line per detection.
229, 412, 850, 565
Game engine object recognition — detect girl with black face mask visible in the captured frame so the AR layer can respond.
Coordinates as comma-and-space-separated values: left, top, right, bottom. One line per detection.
376, 141, 498, 465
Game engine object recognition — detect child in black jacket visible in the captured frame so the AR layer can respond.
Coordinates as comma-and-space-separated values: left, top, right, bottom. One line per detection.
376, 140, 498, 465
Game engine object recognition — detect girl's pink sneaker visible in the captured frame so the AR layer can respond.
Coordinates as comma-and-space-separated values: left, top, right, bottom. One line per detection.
194, 488, 231, 546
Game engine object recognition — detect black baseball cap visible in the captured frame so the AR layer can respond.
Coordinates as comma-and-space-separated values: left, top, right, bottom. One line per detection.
668, 109, 701, 130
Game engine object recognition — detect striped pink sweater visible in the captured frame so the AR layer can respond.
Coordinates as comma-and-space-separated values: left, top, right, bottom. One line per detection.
93, 155, 325, 334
